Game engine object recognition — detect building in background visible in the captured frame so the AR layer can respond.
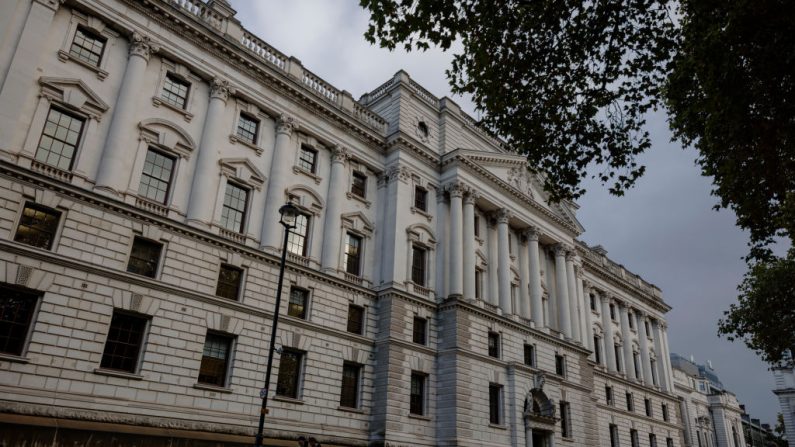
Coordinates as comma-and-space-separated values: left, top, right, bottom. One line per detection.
0, 0, 684, 445
772, 356, 795, 446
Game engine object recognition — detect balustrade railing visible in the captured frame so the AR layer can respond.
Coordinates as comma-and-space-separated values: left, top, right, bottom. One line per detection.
170, 0, 224, 31
240, 31, 287, 70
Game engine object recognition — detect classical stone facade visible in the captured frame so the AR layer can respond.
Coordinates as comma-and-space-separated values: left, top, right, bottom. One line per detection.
772, 360, 795, 446
0, 0, 683, 445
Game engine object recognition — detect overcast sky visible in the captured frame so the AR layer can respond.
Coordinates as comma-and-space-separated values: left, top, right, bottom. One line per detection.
230, 0, 779, 425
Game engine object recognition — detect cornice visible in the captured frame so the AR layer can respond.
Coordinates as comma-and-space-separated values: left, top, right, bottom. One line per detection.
593, 368, 677, 401
578, 251, 670, 314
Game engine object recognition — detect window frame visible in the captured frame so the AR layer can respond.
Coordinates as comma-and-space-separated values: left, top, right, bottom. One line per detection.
645, 397, 653, 417
662, 403, 669, 422
68, 25, 107, 68
609, 423, 620, 447
649, 433, 658, 447
286, 213, 311, 257
339, 361, 362, 409
606, 385, 614, 406
560, 401, 572, 438
487, 331, 500, 358
14, 202, 63, 251
137, 147, 176, 205
410, 371, 427, 416
346, 304, 365, 335
197, 331, 235, 388
555, 354, 567, 377
287, 286, 310, 320
99, 310, 150, 374
215, 263, 244, 301
34, 106, 86, 172
220, 181, 250, 234
594, 335, 602, 364
489, 382, 503, 425
523, 343, 536, 367
343, 232, 364, 276
160, 72, 191, 110
350, 171, 367, 198
297, 144, 318, 174
411, 244, 428, 286
275, 348, 304, 399
630, 429, 640, 447
626, 392, 634, 412
235, 111, 259, 146
0, 284, 41, 357
413, 185, 428, 212
412, 316, 428, 345
126, 236, 164, 279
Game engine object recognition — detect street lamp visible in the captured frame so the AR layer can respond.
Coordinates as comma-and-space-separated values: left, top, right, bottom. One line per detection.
254, 201, 299, 447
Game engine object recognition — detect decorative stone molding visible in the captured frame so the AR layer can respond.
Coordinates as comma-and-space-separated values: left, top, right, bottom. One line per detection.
553, 243, 568, 256
138, 118, 196, 159
209, 77, 233, 101
464, 190, 479, 205
496, 208, 512, 224
445, 181, 466, 198
386, 165, 411, 184
129, 31, 159, 61
219, 158, 265, 190
38, 77, 109, 122
525, 226, 540, 241
331, 144, 349, 164
276, 113, 297, 135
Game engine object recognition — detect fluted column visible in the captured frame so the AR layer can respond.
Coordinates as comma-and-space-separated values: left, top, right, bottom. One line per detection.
518, 232, 531, 320
619, 303, 635, 380
321, 145, 348, 271
497, 208, 512, 315
652, 319, 668, 391
435, 189, 448, 298
260, 114, 296, 251
462, 191, 477, 299
487, 219, 499, 306
565, 252, 581, 343
447, 182, 465, 297
554, 244, 572, 338
600, 293, 617, 373
96, 33, 159, 194
527, 228, 544, 327
637, 311, 654, 386
579, 276, 593, 352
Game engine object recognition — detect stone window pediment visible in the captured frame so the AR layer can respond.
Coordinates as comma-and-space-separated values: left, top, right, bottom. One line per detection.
285, 185, 324, 216
38, 77, 109, 121
138, 118, 195, 160
341, 211, 373, 237
219, 158, 265, 191
406, 223, 436, 248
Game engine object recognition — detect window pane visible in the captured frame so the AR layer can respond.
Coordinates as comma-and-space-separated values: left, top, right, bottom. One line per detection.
161, 73, 190, 109
344, 233, 362, 275
339, 362, 360, 408
126, 237, 163, 278
298, 146, 317, 173
286, 214, 309, 256
220, 183, 248, 233
489, 384, 501, 424
288, 287, 308, 319
0, 286, 39, 356
347, 305, 364, 334
198, 332, 232, 387
216, 264, 243, 300
69, 26, 106, 67
411, 246, 426, 286
14, 203, 61, 250
276, 349, 302, 398
414, 186, 427, 211
100, 312, 147, 373
138, 149, 175, 204
412, 317, 426, 345
36, 108, 84, 171
410, 373, 425, 415
524, 344, 534, 366
351, 172, 367, 197
236, 113, 258, 144
488, 332, 500, 358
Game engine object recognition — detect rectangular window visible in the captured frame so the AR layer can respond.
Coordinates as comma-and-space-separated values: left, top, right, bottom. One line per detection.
615, 344, 623, 372
626, 392, 634, 412
220, 182, 248, 233
474, 215, 480, 237
634, 352, 641, 378
630, 429, 639, 447
489, 383, 503, 424
197, 332, 233, 387
215, 264, 243, 300
126, 237, 163, 278
475, 269, 482, 299
414, 186, 428, 211
298, 145, 317, 173
411, 245, 427, 286
610, 303, 616, 320
286, 214, 310, 256
606, 385, 614, 406
236, 112, 259, 145
412, 316, 427, 345
609, 424, 620, 447
650, 359, 658, 385
346, 304, 364, 334
662, 403, 669, 422
276, 349, 303, 398
0, 285, 39, 356
560, 401, 572, 438
343, 233, 362, 275
555, 354, 566, 376
590, 293, 596, 311
524, 344, 535, 367
488, 331, 500, 358
339, 362, 361, 408
161, 73, 190, 109
666, 438, 674, 447
628, 312, 634, 329
645, 398, 652, 417
14, 203, 61, 250
288, 287, 309, 319
594, 336, 602, 364
649, 434, 657, 447
36, 107, 84, 171
410, 372, 426, 415
351, 171, 367, 198
69, 26, 106, 67
138, 148, 175, 204
100, 311, 148, 373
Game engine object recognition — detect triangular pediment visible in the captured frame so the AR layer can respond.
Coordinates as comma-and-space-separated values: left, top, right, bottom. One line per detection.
219, 158, 266, 190
38, 77, 109, 120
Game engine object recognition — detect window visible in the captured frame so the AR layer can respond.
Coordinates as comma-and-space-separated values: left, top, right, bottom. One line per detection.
126, 237, 163, 278
590, 293, 596, 311
609, 303, 616, 320
197, 332, 233, 387
69, 26, 106, 67
410, 372, 426, 415
411, 245, 427, 286
633, 352, 641, 378
555, 354, 566, 376
339, 362, 361, 408
161, 73, 190, 109
298, 145, 317, 173
35, 107, 84, 171
412, 316, 427, 345
609, 424, 620, 447
0, 285, 39, 356
220, 182, 248, 233
662, 403, 669, 422
667, 438, 674, 447
649, 434, 658, 447
650, 359, 658, 385
645, 320, 651, 335
524, 344, 535, 367
276, 349, 303, 398
414, 186, 428, 211
288, 287, 309, 319
489, 383, 503, 424
645, 398, 652, 417
286, 214, 310, 256
474, 215, 480, 237
14, 203, 61, 250
615, 344, 623, 372
605, 386, 614, 406
236, 112, 259, 145
346, 304, 364, 334
138, 148, 175, 204
343, 233, 363, 275
630, 429, 639, 447
351, 171, 367, 198
628, 312, 634, 329
475, 270, 483, 299
697, 431, 702, 447
594, 336, 602, 364
215, 264, 243, 300
560, 401, 572, 438
488, 331, 500, 358
626, 392, 634, 412
100, 311, 148, 373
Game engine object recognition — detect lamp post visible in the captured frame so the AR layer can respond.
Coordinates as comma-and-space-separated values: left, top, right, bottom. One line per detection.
254, 201, 299, 447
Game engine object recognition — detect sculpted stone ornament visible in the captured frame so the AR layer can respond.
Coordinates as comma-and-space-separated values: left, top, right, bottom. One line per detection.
526, 226, 540, 242
496, 208, 512, 224
276, 114, 297, 135
445, 181, 466, 198
464, 190, 479, 205
209, 78, 233, 101
506, 166, 535, 199
129, 32, 159, 61
533, 370, 546, 391
331, 145, 350, 164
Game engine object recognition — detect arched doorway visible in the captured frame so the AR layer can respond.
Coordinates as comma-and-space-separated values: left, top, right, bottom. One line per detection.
523, 372, 558, 447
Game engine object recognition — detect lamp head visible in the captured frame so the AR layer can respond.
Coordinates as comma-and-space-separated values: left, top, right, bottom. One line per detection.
279, 202, 299, 228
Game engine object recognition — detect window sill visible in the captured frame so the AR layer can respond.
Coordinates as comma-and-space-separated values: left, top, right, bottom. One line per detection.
0, 353, 30, 364
152, 97, 194, 122
193, 383, 233, 393
272, 395, 304, 405
489, 423, 508, 430
346, 191, 371, 208
57, 50, 108, 80
408, 413, 431, 421
292, 166, 322, 185
228, 134, 264, 156
560, 436, 576, 442
410, 206, 432, 222
93, 368, 144, 380
337, 406, 365, 414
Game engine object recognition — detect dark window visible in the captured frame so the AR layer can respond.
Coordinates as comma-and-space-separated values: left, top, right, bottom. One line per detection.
650, 359, 658, 385
288, 287, 309, 319
524, 344, 535, 367
667, 438, 674, 447
215, 264, 243, 300
276, 349, 303, 398
634, 352, 641, 378
339, 361, 361, 408
475, 270, 482, 299
590, 293, 596, 311
126, 237, 163, 278
474, 215, 480, 237
412, 316, 427, 345
594, 336, 602, 364
14, 203, 61, 250
615, 344, 623, 372
236, 113, 259, 145
645, 320, 651, 335
138, 148, 175, 204
161, 73, 190, 109
697, 431, 702, 447
100, 311, 148, 373
69, 26, 106, 67
298, 145, 317, 173
418, 121, 429, 137
560, 401, 572, 438
346, 304, 364, 334
626, 392, 634, 412
488, 331, 500, 358
628, 312, 634, 329
351, 171, 367, 198
631, 429, 639, 447
36, 107, 84, 171
411, 245, 427, 286
489, 383, 502, 424
197, 332, 233, 387
286, 214, 310, 256
410, 372, 426, 415
414, 186, 428, 211
0, 285, 39, 356
606, 386, 614, 405
220, 182, 248, 233
343, 233, 362, 275
555, 354, 566, 376
662, 403, 669, 422
609, 424, 620, 447
645, 398, 652, 417
649, 434, 657, 447
610, 303, 616, 320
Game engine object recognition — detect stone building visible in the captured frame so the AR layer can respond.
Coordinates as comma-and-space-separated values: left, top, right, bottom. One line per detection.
0, 0, 684, 445
772, 356, 795, 446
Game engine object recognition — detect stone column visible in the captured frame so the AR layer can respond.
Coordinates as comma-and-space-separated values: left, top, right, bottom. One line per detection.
462, 191, 477, 299
260, 114, 296, 251
652, 319, 669, 391
554, 244, 572, 338
487, 219, 499, 307
447, 182, 465, 297
661, 325, 675, 392
580, 276, 593, 352
187, 78, 232, 226
321, 145, 348, 271
95, 33, 158, 194
600, 293, 617, 373
497, 208, 512, 315
637, 311, 654, 386
619, 303, 635, 380
518, 232, 531, 320
527, 228, 544, 327
435, 189, 448, 298
565, 252, 581, 344
525, 425, 533, 447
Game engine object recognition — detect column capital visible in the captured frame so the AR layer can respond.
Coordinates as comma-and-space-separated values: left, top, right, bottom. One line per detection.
387, 165, 411, 184
276, 113, 298, 135
445, 181, 467, 198
525, 226, 541, 241
496, 208, 512, 224
33, 0, 66, 12
129, 32, 159, 61
210, 78, 234, 101
331, 145, 350, 164
463, 190, 479, 205
553, 243, 570, 257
